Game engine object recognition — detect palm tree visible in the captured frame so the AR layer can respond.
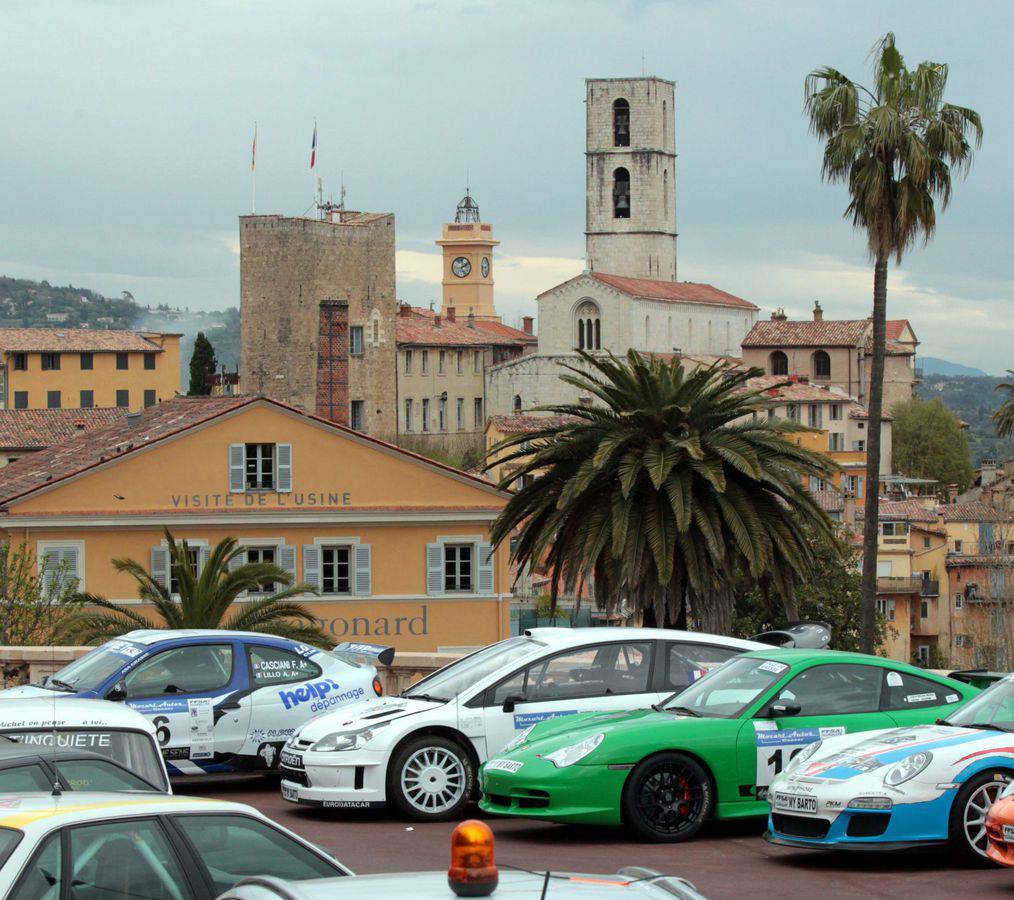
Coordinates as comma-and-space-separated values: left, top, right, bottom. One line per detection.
67, 529, 326, 645
994, 371, 1014, 438
488, 351, 838, 633
805, 33, 982, 652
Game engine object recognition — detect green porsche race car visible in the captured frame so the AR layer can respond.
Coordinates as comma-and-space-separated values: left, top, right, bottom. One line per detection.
477, 649, 980, 842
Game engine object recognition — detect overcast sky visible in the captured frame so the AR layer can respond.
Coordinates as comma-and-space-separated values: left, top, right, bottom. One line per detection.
1, 0, 1011, 372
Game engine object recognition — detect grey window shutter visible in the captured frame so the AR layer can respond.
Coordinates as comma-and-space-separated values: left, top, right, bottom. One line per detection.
150, 547, 169, 589
477, 541, 494, 594
303, 545, 321, 594
40, 551, 60, 597
198, 546, 210, 576
229, 443, 245, 493
278, 544, 296, 582
426, 542, 444, 596
354, 544, 372, 596
61, 547, 80, 592
227, 548, 246, 573
276, 443, 293, 493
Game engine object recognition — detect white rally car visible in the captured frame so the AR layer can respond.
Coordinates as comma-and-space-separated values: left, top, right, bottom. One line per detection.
0, 793, 349, 897
280, 627, 767, 820
766, 673, 1014, 861
0, 631, 390, 777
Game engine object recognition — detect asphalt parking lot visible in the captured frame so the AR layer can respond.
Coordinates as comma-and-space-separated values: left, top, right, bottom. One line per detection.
185, 776, 1014, 898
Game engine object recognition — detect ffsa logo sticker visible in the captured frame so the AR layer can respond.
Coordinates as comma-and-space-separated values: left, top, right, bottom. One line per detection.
279, 679, 365, 712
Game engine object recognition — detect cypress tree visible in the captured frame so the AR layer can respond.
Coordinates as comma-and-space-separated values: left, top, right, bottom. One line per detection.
188, 332, 218, 396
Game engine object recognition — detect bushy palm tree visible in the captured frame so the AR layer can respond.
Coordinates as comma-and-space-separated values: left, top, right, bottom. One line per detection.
994, 372, 1014, 439
805, 33, 982, 652
67, 529, 326, 645
489, 351, 838, 633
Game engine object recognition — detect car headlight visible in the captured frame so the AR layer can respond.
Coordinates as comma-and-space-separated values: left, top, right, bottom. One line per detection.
783, 740, 822, 776
883, 751, 932, 787
311, 723, 386, 752
503, 725, 536, 753
542, 733, 604, 768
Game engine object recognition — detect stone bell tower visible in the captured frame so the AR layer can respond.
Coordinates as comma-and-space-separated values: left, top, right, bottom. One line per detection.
585, 76, 677, 281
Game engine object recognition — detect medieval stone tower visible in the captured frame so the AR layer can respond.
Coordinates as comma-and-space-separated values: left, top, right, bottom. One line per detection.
585, 76, 677, 281
239, 209, 398, 439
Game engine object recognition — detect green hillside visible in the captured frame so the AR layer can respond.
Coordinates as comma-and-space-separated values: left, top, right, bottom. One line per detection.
917, 374, 1014, 466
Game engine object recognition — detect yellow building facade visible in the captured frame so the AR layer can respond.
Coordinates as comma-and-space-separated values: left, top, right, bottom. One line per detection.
436, 191, 500, 321
0, 329, 181, 412
0, 396, 512, 651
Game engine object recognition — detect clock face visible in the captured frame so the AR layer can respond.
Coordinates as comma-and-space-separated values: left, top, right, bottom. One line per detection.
452, 256, 472, 278
481, 256, 490, 278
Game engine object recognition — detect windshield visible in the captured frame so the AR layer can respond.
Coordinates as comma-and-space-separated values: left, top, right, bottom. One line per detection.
403, 637, 546, 701
945, 676, 1014, 731
48, 639, 145, 692
2, 729, 168, 791
662, 656, 790, 718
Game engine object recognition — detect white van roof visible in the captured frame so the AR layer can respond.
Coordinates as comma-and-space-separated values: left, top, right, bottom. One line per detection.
0, 698, 156, 735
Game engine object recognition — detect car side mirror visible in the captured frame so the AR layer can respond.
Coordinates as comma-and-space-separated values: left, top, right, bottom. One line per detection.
768, 701, 801, 718
106, 681, 127, 702
502, 694, 525, 714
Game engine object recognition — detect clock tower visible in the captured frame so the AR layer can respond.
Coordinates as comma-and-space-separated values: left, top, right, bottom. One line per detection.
436, 189, 500, 321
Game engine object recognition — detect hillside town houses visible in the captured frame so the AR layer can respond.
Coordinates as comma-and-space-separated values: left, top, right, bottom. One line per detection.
0, 71, 1007, 670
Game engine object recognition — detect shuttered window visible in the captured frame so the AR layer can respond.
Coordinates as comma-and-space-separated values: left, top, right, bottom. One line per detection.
426, 540, 494, 596
39, 545, 82, 597
229, 443, 292, 493
152, 543, 207, 596
245, 547, 276, 594
303, 543, 371, 596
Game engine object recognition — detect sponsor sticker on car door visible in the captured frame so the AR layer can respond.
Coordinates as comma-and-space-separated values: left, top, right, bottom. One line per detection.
755, 726, 846, 798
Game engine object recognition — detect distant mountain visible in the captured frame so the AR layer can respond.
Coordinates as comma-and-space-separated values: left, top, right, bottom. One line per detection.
0, 275, 239, 379
917, 374, 1014, 466
921, 356, 988, 377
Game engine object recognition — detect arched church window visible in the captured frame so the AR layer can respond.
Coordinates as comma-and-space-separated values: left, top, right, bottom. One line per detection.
770, 351, 789, 376
576, 301, 601, 350
613, 98, 630, 147
613, 168, 630, 219
513, 395, 522, 414
813, 350, 831, 379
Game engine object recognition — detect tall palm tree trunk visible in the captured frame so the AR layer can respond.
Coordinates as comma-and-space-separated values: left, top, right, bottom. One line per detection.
860, 254, 889, 652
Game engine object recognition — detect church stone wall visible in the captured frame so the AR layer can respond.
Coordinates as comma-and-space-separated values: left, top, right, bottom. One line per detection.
239, 213, 397, 440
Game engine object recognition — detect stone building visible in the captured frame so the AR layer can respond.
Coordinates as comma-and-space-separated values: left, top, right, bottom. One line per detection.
239, 209, 398, 439
585, 77, 677, 281
741, 303, 919, 413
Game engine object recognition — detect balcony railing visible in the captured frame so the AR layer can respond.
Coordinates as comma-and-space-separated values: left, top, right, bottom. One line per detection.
877, 576, 922, 594
920, 579, 940, 597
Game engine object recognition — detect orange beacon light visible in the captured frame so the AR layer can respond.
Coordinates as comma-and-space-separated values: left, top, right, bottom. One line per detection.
448, 819, 498, 897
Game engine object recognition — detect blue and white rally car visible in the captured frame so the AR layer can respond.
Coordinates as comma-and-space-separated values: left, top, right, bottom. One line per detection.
766, 673, 1014, 861
0, 630, 390, 776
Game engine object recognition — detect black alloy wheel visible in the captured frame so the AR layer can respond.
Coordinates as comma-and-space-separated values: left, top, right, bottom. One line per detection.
621, 752, 714, 842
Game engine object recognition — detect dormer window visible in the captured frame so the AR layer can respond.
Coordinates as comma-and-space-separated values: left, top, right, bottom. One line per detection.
613, 98, 630, 146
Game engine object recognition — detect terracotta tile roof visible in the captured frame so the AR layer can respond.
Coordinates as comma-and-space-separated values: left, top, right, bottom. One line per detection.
746, 375, 850, 403
0, 328, 166, 353
885, 320, 915, 342
812, 489, 844, 512
0, 395, 507, 508
396, 308, 532, 348
879, 499, 939, 522
946, 555, 1014, 568
940, 501, 1014, 523
487, 414, 577, 435
849, 407, 894, 421
590, 273, 759, 311
743, 319, 869, 348
883, 340, 915, 356
0, 408, 123, 450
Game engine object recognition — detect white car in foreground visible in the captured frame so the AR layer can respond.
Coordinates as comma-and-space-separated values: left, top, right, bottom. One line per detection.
0, 793, 348, 898
280, 627, 767, 820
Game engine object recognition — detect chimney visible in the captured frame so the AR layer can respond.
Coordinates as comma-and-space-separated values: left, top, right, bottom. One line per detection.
125, 411, 143, 428
316, 300, 350, 426
771, 308, 788, 322
446, 306, 456, 323
434, 314, 441, 328
843, 490, 856, 529
813, 300, 823, 321
467, 312, 476, 329
398, 304, 412, 318
981, 458, 999, 486
947, 483, 958, 504
522, 315, 534, 335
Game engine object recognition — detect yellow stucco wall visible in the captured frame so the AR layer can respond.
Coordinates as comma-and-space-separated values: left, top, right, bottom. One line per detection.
4, 335, 180, 411
1, 400, 513, 652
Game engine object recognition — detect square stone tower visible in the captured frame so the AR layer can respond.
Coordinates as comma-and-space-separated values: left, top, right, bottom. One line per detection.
585, 77, 677, 281
239, 210, 397, 439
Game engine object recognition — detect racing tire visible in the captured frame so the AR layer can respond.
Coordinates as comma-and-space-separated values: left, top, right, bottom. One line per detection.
948, 769, 1010, 864
621, 752, 713, 843
387, 735, 475, 822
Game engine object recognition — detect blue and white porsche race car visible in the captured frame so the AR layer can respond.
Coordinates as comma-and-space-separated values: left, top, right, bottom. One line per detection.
0, 630, 390, 777
766, 673, 1014, 861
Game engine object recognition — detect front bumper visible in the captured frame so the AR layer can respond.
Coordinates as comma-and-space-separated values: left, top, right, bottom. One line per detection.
279, 747, 389, 809
478, 758, 628, 826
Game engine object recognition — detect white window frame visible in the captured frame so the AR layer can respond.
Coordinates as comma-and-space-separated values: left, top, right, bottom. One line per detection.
155, 537, 209, 598
350, 326, 364, 357
426, 534, 494, 597
303, 536, 371, 598
235, 537, 293, 598
954, 592, 964, 610
37, 540, 85, 594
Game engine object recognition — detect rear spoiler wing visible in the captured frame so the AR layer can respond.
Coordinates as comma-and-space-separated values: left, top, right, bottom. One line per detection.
946, 669, 1008, 689
750, 621, 832, 650
331, 642, 395, 667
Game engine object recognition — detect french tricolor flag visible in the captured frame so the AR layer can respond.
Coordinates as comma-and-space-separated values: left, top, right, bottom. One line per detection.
310, 122, 317, 170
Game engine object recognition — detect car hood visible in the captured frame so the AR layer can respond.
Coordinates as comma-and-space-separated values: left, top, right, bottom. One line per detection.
296, 697, 441, 741
513, 707, 710, 754
0, 685, 76, 701
788, 723, 999, 783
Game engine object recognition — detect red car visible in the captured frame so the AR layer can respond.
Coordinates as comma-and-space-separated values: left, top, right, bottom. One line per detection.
985, 783, 1014, 866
